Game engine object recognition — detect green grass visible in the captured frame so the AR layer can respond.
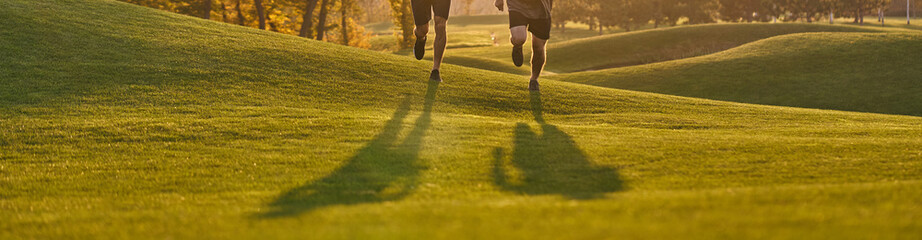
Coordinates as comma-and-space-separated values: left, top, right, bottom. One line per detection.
551, 32, 922, 116
400, 22, 898, 75
544, 23, 903, 73
3, 0, 922, 239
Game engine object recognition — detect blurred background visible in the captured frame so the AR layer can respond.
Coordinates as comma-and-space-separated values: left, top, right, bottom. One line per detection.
118, 0, 922, 50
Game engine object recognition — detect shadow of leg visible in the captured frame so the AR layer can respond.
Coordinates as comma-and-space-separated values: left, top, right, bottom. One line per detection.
261, 82, 440, 218
493, 91, 623, 199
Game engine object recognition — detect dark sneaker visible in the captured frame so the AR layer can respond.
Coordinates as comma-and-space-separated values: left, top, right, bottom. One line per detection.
512, 45, 524, 67
414, 36, 427, 60
528, 79, 539, 91
429, 69, 442, 82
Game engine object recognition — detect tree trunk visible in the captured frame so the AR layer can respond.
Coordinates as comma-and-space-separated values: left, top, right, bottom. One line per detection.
235, 0, 246, 26
316, 0, 331, 40
855, 10, 860, 23
341, 2, 349, 45
860, 9, 865, 25
255, 0, 266, 30
299, 0, 320, 38
588, 16, 595, 30
202, 0, 212, 19
221, 2, 229, 22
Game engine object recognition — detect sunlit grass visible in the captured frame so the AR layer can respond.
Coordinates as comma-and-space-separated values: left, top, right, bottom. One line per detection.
551, 32, 922, 116
2, 0, 922, 239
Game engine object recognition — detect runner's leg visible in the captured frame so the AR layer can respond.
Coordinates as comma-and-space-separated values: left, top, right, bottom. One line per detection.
415, 23, 429, 39
510, 26, 527, 66
411, 0, 432, 60
432, 16, 447, 70
510, 26, 527, 46
530, 35, 547, 81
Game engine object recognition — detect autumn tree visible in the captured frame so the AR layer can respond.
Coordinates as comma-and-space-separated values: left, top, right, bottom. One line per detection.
387, 0, 414, 48
300, 0, 320, 38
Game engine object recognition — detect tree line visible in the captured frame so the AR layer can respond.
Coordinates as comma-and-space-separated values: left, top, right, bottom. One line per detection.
120, 0, 908, 49
555, 0, 899, 33
119, 0, 503, 49
120, 0, 374, 48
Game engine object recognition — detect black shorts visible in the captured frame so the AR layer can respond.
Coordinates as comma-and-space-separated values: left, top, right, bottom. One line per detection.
509, 11, 551, 40
411, 0, 451, 26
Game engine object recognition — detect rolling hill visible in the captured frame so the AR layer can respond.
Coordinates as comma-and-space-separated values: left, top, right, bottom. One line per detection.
2, 0, 922, 239
442, 23, 896, 74
551, 32, 922, 116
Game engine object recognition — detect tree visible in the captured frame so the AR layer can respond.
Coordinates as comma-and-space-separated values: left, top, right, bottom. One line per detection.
316, 0, 332, 40
387, 0, 414, 48
254, 0, 266, 29
330, 0, 372, 48
598, 0, 654, 32
234, 0, 246, 26
719, 0, 766, 22
341, 0, 352, 45
203, 0, 213, 19
300, 0, 320, 38
684, 0, 719, 24
551, 0, 608, 32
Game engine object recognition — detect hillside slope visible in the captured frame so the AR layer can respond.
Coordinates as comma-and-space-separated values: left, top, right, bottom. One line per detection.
444, 23, 893, 74
2, 0, 922, 239
552, 32, 922, 116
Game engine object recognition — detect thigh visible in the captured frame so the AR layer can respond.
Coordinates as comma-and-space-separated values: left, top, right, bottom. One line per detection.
508, 11, 528, 28
411, 0, 432, 26
432, 0, 451, 19
531, 34, 548, 49
527, 18, 552, 40
510, 26, 528, 42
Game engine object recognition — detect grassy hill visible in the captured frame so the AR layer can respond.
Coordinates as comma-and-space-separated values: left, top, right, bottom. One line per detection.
551, 32, 922, 116
3, 0, 922, 239
413, 23, 895, 75
543, 23, 897, 73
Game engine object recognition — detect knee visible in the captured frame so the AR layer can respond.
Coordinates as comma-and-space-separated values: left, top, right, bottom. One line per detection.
434, 18, 447, 33
415, 24, 429, 35
510, 36, 526, 46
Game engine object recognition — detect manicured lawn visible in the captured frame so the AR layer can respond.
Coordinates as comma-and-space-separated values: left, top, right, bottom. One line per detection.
551, 32, 922, 116
2, 0, 922, 239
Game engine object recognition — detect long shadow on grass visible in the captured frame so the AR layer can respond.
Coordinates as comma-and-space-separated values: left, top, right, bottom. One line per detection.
261, 81, 439, 218
493, 92, 622, 199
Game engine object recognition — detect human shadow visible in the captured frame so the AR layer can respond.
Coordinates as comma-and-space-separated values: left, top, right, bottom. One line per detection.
261, 81, 439, 218
493, 92, 623, 199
